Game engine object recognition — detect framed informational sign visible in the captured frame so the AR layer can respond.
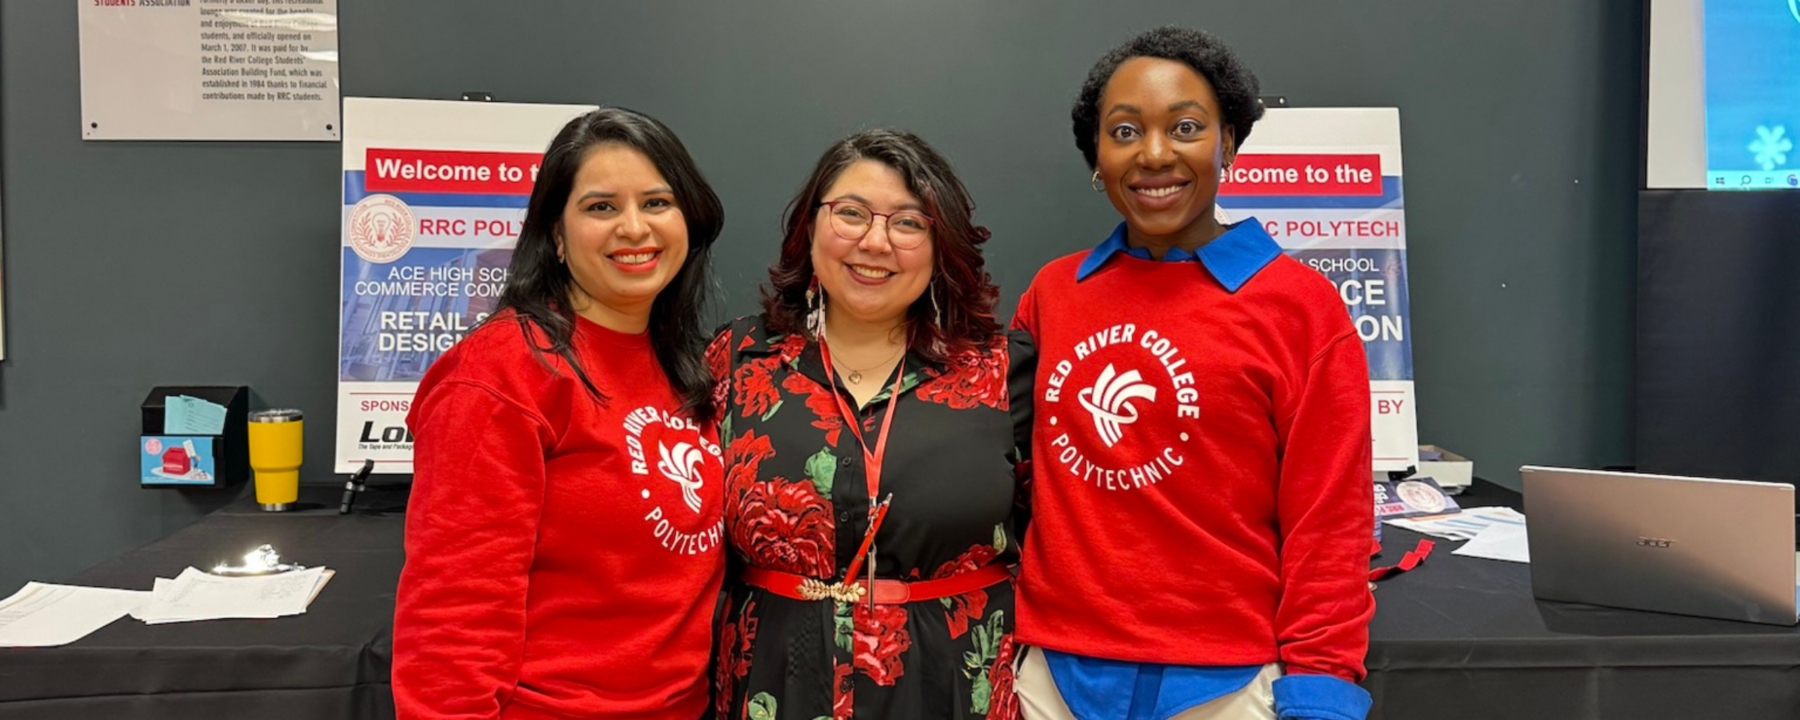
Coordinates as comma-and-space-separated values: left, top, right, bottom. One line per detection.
336, 98, 595, 473
77, 0, 340, 141
1219, 108, 1419, 472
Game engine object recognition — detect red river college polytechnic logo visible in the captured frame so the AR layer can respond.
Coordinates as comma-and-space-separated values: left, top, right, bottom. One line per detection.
658, 441, 707, 514
348, 194, 415, 264
624, 405, 724, 555
1043, 322, 1202, 492
1079, 364, 1157, 447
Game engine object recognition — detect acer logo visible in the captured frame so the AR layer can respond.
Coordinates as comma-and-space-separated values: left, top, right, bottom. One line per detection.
1635, 537, 1676, 549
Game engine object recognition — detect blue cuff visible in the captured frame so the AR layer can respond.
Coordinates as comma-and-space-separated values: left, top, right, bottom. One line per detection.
1271, 674, 1371, 720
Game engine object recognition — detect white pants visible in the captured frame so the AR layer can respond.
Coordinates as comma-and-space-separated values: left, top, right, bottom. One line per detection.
1015, 646, 1280, 720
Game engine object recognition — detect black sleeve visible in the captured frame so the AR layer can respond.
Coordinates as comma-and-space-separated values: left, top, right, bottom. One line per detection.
1005, 329, 1037, 537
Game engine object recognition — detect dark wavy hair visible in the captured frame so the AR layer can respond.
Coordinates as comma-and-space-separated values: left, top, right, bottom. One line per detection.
761, 130, 1000, 363
1072, 26, 1264, 169
497, 107, 724, 418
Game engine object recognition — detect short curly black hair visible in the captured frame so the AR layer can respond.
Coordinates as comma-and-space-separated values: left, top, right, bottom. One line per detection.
1072, 26, 1264, 170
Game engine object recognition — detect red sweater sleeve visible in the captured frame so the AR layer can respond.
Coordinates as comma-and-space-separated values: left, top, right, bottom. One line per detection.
1009, 282, 1039, 336
1273, 331, 1376, 681
393, 380, 553, 720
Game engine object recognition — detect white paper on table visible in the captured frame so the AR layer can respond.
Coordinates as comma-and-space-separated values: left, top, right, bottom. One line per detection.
0, 582, 151, 647
132, 576, 194, 624
1452, 522, 1531, 564
134, 566, 329, 624
1388, 506, 1526, 541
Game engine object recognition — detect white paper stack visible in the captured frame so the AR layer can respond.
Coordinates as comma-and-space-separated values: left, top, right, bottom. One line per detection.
131, 567, 334, 625
1384, 506, 1525, 541
0, 583, 151, 647
1451, 522, 1531, 564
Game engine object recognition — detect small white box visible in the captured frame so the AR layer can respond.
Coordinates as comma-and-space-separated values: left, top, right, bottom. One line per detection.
1415, 445, 1473, 493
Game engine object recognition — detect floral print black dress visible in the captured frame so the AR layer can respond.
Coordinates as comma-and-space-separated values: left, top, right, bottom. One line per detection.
708, 315, 1034, 720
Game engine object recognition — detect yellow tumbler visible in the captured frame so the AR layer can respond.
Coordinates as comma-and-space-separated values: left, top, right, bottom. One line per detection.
247, 409, 304, 512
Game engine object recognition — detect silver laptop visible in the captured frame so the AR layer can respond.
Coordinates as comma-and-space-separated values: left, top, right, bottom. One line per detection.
1521, 466, 1799, 626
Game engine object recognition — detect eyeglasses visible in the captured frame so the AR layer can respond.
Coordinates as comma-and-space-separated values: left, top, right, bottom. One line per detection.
817, 200, 934, 249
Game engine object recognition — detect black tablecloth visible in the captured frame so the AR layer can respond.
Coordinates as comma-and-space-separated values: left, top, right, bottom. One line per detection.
0, 486, 406, 719
4, 481, 1799, 719
1366, 481, 1800, 719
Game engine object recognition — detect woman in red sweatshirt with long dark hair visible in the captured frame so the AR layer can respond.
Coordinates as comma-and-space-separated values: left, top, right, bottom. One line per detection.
393, 107, 728, 720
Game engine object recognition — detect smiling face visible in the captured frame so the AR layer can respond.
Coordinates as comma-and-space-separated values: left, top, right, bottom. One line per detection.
810, 159, 935, 329
1094, 56, 1237, 247
556, 143, 689, 329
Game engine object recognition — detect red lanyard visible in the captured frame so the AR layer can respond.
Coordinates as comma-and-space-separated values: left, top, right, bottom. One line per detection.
818, 337, 904, 585
818, 338, 904, 503
1369, 539, 1435, 582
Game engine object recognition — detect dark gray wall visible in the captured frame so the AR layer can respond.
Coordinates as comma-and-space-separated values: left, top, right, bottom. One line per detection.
0, 0, 1642, 593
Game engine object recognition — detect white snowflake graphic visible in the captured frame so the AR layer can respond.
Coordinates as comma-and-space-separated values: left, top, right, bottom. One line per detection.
1749, 125, 1792, 171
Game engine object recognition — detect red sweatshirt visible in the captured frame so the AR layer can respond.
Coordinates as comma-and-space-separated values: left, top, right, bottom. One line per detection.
393, 311, 724, 720
1011, 221, 1375, 682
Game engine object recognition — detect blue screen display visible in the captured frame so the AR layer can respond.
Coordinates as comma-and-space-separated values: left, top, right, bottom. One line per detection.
1705, 0, 1800, 190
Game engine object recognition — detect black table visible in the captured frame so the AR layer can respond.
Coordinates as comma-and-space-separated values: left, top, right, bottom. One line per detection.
1365, 481, 1800, 719
0, 485, 406, 719
4, 481, 1798, 719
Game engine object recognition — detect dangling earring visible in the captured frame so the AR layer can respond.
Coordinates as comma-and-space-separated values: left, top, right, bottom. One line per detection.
929, 280, 944, 329
805, 277, 825, 339
1091, 170, 1104, 193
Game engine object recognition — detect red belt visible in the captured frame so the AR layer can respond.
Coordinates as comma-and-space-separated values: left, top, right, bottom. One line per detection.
741, 564, 1011, 605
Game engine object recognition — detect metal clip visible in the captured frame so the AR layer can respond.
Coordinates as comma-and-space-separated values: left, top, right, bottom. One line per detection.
798, 578, 867, 603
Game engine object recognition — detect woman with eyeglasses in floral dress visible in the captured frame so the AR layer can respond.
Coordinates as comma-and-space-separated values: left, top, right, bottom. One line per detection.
709, 129, 1034, 720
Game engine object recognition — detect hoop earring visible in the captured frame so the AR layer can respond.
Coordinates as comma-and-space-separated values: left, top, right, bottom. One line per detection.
1091, 170, 1104, 193
805, 277, 825, 339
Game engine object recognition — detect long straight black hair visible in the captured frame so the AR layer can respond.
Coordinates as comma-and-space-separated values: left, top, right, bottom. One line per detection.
497, 107, 725, 419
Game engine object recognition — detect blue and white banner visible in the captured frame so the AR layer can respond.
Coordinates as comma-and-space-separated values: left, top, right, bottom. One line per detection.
1219, 108, 1419, 471
336, 98, 593, 473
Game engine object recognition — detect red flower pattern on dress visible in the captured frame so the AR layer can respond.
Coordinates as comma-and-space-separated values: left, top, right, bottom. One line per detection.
707, 332, 733, 418
917, 338, 1009, 410
853, 602, 913, 686
942, 589, 990, 639
707, 332, 732, 383
733, 356, 783, 419
713, 596, 759, 719
714, 320, 1024, 720
986, 634, 1019, 720
772, 333, 808, 362
725, 430, 776, 492
933, 544, 1000, 638
782, 372, 846, 447
932, 544, 999, 579
731, 478, 835, 577
832, 659, 855, 720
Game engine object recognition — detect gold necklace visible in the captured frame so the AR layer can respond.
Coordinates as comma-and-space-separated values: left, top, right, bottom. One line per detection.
833, 345, 904, 384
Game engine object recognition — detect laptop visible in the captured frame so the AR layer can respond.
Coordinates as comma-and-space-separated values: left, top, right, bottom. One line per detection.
1521, 466, 1800, 626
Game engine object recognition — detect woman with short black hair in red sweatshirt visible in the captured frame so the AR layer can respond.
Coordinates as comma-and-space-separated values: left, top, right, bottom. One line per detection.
1011, 27, 1376, 720
393, 107, 728, 720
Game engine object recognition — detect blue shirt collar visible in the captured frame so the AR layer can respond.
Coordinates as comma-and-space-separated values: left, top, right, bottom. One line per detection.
1074, 218, 1282, 293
